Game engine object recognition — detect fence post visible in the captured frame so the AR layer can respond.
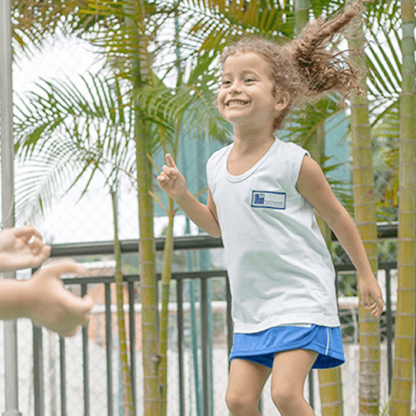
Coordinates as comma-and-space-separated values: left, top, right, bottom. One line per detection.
0, 0, 22, 415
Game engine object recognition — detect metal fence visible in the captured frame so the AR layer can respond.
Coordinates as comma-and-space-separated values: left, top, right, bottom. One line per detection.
10, 226, 411, 416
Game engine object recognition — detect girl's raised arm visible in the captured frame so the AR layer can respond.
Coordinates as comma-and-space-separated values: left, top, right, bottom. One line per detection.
296, 155, 384, 319
158, 154, 221, 238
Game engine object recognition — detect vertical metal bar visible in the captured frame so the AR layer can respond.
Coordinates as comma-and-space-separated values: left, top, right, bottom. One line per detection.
176, 278, 185, 416
0, 0, 14, 207
200, 278, 210, 416
128, 280, 137, 415
308, 370, 314, 409
33, 326, 44, 416
189, 279, 201, 414
1, 1, 20, 415
206, 279, 214, 416
0, 0, 14, 200
4, 320, 20, 416
105, 283, 113, 416
385, 268, 393, 396
59, 337, 66, 416
225, 274, 233, 372
81, 284, 90, 416
225, 274, 235, 415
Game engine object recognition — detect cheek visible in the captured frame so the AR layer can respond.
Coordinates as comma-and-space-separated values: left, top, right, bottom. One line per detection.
216, 91, 226, 109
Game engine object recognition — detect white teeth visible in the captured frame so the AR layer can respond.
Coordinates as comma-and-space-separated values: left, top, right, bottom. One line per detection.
227, 101, 249, 107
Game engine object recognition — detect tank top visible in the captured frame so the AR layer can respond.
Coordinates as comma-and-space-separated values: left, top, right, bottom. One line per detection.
206, 137, 341, 333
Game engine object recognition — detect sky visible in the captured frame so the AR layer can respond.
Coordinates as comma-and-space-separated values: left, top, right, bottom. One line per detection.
10, 29, 198, 246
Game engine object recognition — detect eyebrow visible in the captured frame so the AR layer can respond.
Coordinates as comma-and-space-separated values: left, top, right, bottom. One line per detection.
222, 70, 260, 78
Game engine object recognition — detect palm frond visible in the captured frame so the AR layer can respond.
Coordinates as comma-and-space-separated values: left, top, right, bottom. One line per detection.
14, 72, 135, 220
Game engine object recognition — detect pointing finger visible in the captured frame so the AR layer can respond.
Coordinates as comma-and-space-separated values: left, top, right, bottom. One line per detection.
166, 154, 177, 169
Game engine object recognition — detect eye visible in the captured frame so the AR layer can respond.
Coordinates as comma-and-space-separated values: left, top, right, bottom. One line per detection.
222, 80, 231, 86
245, 78, 255, 83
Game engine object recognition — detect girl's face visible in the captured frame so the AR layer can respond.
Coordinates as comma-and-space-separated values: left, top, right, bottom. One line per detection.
217, 52, 288, 131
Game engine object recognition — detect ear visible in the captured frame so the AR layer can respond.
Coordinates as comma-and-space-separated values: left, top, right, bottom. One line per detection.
274, 91, 290, 111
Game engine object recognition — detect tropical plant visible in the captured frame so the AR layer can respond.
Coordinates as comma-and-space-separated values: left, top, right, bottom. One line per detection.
390, 0, 416, 414
14, 7, 229, 413
13, 1, 180, 412
365, 4, 401, 222
14, 73, 136, 414
13, 0, 410, 414
346, 2, 381, 414
293, 2, 345, 415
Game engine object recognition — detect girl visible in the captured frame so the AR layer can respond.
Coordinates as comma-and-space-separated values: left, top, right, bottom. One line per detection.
158, 2, 385, 415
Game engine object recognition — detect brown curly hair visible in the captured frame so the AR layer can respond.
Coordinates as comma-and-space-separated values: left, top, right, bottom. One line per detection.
220, 2, 364, 130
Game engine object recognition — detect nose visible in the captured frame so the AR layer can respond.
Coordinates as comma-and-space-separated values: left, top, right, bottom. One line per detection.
229, 80, 243, 95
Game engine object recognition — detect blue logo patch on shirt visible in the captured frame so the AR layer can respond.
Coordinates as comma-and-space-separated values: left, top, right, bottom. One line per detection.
251, 190, 286, 209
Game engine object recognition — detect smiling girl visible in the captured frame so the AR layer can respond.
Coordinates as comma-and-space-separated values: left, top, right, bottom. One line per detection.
157, 2, 384, 415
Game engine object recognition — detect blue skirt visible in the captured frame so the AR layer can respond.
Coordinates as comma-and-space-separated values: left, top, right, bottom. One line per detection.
230, 324, 345, 369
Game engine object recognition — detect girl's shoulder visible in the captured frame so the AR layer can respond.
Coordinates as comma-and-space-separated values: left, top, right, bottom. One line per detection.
206, 142, 233, 168
278, 139, 307, 153
275, 139, 310, 161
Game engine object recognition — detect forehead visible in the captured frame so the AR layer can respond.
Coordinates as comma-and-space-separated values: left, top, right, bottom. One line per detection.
222, 52, 271, 76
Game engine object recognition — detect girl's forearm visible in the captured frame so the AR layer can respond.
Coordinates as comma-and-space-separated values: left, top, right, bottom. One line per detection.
0, 280, 31, 320
174, 189, 221, 237
326, 208, 374, 279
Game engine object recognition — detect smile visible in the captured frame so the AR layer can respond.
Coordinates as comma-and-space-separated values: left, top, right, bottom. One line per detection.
226, 100, 250, 107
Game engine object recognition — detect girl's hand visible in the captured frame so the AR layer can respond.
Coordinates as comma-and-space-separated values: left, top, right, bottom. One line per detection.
25, 259, 95, 337
0, 225, 51, 272
358, 274, 385, 319
157, 154, 187, 200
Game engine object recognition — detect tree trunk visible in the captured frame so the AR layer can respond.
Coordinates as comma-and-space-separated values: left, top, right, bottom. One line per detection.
295, 2, 345, 414
111, 189, 135, 415
347, 4, 380, 415
122, 0, 160, 413
158, 198, 175, 415
313, 124, 345, 416
390, 0, 416, 414
136, 111, 160, 415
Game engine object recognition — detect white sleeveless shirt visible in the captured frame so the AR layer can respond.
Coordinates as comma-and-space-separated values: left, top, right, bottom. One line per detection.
206, 137, 341, 333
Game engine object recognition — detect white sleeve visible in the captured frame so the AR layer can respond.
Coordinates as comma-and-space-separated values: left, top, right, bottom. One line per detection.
291, 144, 311, 188
206, 154, 214, 192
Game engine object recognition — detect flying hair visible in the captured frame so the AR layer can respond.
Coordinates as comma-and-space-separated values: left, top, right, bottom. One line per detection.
220, 2, 364, 130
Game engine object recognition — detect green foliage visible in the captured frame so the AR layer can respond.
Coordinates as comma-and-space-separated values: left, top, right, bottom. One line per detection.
14, 73, 134, 222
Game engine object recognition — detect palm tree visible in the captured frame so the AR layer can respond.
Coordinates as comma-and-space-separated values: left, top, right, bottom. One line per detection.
390, 0, 416, 414
294, 2, 345, 415
15, 40, 229, 416
362, 10, 416, 412
346, 2, 381, 414
134, 49, 230, 416
13, 1, 176, 412
14, 73, 136, 414
15, 1, 410, 413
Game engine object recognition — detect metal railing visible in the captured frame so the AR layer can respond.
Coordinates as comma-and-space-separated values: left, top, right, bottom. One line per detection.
29, 224, 406, 416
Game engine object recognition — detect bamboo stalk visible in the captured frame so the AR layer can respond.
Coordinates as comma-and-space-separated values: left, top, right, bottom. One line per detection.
111, 189, 134, 416
390, 1, 416, 414
347, 3, 381, 414
295, 1, 345, 413
158, 198, 175, 415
